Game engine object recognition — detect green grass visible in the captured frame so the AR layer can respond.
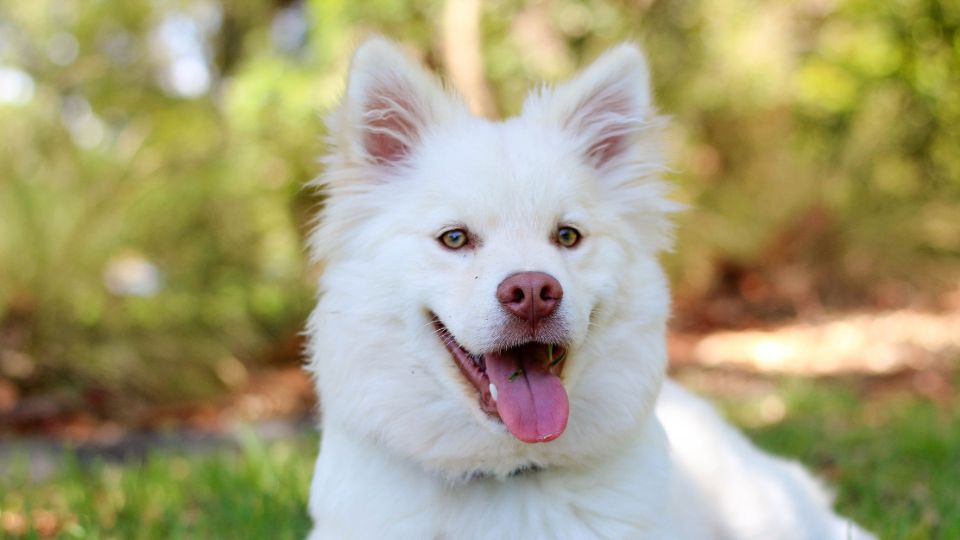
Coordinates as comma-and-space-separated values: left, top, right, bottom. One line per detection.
3, 376, 957, 539
1, 434, 317, 539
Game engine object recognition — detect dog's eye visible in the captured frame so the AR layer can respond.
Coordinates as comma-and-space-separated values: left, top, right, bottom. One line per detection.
556, 226, 581, 248
439, 229, 469, 249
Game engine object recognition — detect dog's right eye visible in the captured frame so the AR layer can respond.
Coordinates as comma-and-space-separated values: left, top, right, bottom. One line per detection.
439, 229, 469, 249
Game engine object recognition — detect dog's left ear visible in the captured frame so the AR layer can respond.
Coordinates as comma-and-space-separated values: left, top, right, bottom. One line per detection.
522, 44, 655, 171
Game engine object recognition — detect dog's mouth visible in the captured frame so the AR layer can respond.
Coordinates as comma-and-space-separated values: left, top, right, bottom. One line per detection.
433, 317, 569, 443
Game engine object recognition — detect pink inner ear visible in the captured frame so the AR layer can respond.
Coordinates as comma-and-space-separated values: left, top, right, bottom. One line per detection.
587, 133, 626, 167
363, 86, 422, 166
576, 84, 636, 168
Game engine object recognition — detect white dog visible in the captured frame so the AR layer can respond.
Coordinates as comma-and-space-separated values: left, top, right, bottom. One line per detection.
305, 37, 876, 540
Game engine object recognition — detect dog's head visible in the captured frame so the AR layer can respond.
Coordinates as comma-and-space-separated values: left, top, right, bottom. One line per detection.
308, 38, 678, 479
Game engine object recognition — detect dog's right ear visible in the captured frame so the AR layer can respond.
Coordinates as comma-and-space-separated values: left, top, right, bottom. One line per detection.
337, 37, 465, 171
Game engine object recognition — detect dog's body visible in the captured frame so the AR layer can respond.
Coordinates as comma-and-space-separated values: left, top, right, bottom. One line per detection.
306, 38, 875, 539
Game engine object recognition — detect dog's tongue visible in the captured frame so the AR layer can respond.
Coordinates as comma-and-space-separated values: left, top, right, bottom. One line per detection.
484, 346, 569, 443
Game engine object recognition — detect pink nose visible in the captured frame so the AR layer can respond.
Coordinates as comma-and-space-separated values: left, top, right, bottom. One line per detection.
496, 272, 563, 324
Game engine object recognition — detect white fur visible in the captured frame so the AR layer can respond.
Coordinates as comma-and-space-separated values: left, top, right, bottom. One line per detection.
305, 37, 875, 540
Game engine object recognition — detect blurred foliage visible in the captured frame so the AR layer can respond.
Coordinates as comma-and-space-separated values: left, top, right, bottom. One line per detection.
0, 0, 957, 404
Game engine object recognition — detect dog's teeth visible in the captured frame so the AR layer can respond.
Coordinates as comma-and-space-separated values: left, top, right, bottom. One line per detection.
488, 383, 498, 402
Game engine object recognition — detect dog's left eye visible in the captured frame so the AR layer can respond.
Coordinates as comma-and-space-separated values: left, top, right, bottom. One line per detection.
439, 229, 469, 249
556, 226, 581, 248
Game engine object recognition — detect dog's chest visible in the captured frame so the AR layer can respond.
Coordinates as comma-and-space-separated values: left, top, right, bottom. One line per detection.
435, 476, 670, 540
309, 427, 677, 539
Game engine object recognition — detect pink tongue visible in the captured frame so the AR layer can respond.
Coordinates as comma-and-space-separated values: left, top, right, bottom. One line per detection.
484, 346, 569, 443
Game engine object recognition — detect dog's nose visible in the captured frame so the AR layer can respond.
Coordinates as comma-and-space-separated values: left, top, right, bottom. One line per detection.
497, 272, 563, 324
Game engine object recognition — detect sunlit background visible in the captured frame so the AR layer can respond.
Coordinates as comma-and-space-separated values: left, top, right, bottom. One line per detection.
1, 0, 958, 537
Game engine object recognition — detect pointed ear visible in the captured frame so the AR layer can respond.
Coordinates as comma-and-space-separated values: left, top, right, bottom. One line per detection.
337, 37, 465, 169
522, 44, 655, 170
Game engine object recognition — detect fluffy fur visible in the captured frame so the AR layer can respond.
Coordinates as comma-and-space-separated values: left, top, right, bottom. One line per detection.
305, 37, 875, 539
